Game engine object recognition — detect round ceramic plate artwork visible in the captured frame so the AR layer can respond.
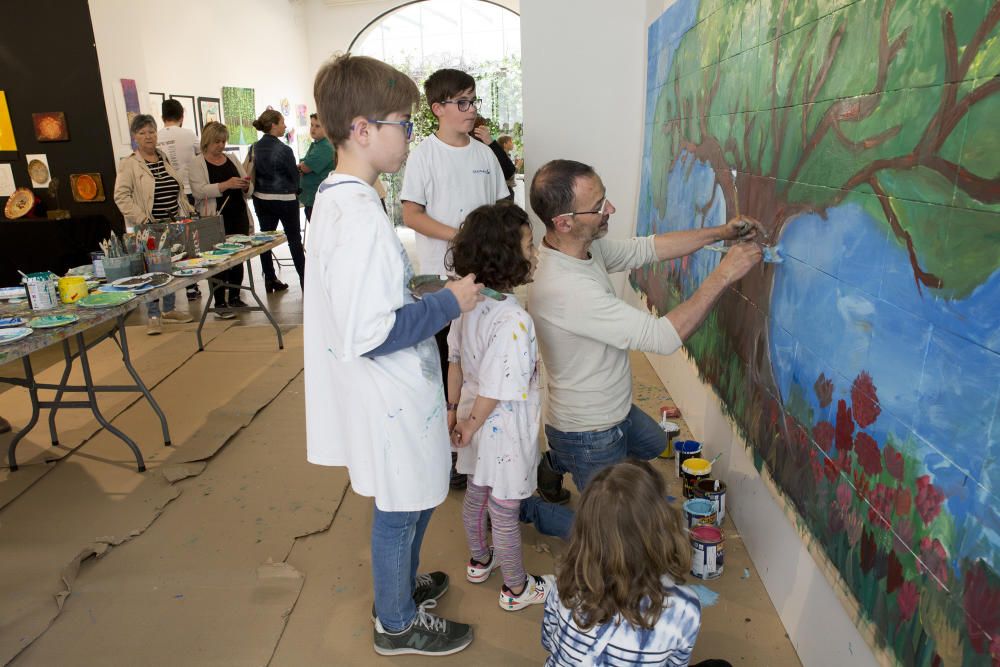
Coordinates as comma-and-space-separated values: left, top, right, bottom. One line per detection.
0, 328, 33, 345
4, 188, 34, 219
27, 314, 79, 329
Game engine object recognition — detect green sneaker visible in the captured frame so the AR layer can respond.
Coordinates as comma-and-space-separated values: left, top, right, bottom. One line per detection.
373, 600, 473, 656
371, 571, 449, 622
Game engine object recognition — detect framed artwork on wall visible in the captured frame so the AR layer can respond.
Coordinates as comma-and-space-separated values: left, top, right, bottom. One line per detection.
148, 91, 165, 116
169, 94, 197, 135
32, 112, 69, 142
197, 96, 221, 131
221, 87, 256, 145
0, 91, 19, 152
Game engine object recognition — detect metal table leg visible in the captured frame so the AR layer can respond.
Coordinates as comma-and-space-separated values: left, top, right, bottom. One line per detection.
114, 315, 171, 446
46, 340, 75, 447
7, 356, 41, 471
194, 260, 283, 351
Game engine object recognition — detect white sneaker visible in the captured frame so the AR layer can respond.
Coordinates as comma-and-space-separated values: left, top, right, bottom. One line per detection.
466, 547, 500, 583
161, 310, 193, 324
146, 317, 162, 335
499, 574, 554, 611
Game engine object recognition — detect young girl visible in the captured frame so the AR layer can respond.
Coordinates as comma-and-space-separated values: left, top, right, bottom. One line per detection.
446, 201, 554, 611
542, 459, 729, 666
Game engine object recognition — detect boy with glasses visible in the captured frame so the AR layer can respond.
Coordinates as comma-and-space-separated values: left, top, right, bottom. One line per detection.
401, 68, 509, 490
306, 54, 485, 656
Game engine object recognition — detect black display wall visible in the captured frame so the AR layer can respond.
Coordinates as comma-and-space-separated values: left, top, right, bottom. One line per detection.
0, 0, 123, 231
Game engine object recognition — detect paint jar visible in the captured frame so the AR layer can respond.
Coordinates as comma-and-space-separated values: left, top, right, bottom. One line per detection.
57, 276, 89, 304
128, 253, 144, 276
674, 440, 702, 477
25, 272, 59, 311
90, 251, 106, 278
144, 249, 172, 274
103, 255, 132, 282
683, 498, 717, 529
681, 457, 712, 498
658, 420, 680, 458
690, 525, 724, 579
695, 478, 727, 526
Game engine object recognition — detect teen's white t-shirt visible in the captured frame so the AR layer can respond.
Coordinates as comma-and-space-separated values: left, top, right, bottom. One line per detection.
400, 134, 509, 275
447, 296, 541, 500
303, 173, 450, 512
157, 126, 199, 194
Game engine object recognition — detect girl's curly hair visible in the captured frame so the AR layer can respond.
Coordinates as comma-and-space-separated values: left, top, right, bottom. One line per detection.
446, 202, 533, 292
556, 459, 692, 631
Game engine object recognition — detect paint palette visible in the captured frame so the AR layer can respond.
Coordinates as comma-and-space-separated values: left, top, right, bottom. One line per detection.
408, 274, 506, 302
200, 250, 235, 259
214, 243, 246, 252
78, 292, 136, 308
225, 235, 253, 243
0, 316, 27, 328
111, 275, 152, 289
27, 314, 79, 329
173, 267, 208, 277
0, 327, 33, 345
0, 286, 27, 301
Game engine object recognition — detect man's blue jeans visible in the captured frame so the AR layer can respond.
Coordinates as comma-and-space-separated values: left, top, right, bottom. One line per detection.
371, 505, 434, 632
520, 404, 666, 538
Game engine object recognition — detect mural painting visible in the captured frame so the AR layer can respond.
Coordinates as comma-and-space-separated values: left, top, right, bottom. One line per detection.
632, 0, 1000, 664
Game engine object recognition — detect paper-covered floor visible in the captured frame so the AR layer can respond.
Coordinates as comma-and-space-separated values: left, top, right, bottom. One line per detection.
0, 321, 800, 666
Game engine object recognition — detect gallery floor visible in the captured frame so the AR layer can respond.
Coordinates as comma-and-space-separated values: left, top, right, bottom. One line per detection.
0, 241, 802, 666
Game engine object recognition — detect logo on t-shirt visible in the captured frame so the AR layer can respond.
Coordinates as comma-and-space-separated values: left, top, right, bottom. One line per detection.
472, 168, 491, 175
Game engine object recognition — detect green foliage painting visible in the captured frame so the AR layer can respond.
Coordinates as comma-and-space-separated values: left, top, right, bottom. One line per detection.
221, 86, 256, 146
632, 0, 1000, 664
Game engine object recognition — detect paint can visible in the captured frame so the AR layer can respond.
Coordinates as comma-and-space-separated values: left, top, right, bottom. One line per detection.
658, 420, 680, 458
683, 498, 717, 529
695, 478, 727, 526
681, 457, 711, 498
674, 440, 702, 477
690, 525, 724, 580
90, 251, 106, 278
25, 272, 59, 311
57, 276, 88, 304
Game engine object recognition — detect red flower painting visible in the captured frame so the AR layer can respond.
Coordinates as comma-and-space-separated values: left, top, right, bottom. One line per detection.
855, 432, 883, 476
851, 371, 882, 428
884, 443, 905, 481
813, 420, 835, 451
835, 399, 854, 453
962, 560, 1000, 654
915, 475, 944, 525
897, 581, 919, 622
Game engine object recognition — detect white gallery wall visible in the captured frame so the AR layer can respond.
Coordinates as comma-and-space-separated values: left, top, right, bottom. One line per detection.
89, 0, 314, 161
521, 1, 878, 665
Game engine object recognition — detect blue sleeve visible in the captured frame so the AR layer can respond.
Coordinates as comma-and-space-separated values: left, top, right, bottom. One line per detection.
363, 289, 461, 358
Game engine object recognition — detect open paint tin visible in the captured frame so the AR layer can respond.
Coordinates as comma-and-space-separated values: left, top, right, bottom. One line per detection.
673, 440, 702, 477
690, 525, 724, 579
683, 498, 718, 529
694, 478, 727, 526
681, 457, 711, 498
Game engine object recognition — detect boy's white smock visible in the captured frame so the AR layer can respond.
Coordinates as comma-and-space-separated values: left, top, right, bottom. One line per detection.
448, 296, 541, 500
304, 174, 450, 512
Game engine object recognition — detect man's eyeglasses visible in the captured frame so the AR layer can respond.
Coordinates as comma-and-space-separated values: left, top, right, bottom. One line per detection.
440, 98, 483, 112
353, 118, 414, 140
557, 196, 610, 219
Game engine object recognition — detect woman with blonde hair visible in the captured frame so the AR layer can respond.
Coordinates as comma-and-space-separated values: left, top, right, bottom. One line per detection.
189, 121, 253, 318
250, 109, 304, 291
541, 459, 729, 666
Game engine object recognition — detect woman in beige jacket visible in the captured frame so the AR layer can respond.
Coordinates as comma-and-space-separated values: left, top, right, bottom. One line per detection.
113, 114, 194, 334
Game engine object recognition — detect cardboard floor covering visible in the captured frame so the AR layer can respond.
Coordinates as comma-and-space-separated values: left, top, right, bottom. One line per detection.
0, 325, 309, 665
0, 322, 235, 509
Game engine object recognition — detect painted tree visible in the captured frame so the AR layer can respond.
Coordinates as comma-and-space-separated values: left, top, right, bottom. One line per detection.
638, 0, 1000, 661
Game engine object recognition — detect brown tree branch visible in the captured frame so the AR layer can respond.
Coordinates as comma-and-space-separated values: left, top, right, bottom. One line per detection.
832, 122, 902, 151
959, 0, 1000, 78
869, 177, 944, 292
923, 156, 1000, 204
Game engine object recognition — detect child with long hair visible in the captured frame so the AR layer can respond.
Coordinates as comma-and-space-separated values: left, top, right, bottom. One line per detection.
542, 459, 731, 666
446, 201, 555, 611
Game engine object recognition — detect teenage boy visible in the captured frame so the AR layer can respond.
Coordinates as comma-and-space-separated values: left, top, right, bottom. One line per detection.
400, 68, 508, 490
306, 54, 484, 657
158, 98, 201, 301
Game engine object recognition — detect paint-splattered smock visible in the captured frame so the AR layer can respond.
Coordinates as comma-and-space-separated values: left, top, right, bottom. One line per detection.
542, 575, 702, 666
304, 174, 451, 512
448, 296, 541, 500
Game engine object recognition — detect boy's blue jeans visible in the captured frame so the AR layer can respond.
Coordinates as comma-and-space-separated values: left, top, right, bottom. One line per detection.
520, 404, 666, 539
371, 505, 434, 632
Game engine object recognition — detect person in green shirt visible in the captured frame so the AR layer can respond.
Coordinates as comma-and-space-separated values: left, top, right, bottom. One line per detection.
297, 113, 336, 220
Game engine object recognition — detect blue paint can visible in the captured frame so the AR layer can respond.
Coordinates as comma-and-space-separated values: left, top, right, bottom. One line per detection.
683, 498, 717, 529
674, 440, 702, 477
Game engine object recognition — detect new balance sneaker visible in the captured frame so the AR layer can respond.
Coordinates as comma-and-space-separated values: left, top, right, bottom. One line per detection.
373, 600, 473, 656
466, 547, 500, 583
499, 574, 554, 612
371, 571, 449, 622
